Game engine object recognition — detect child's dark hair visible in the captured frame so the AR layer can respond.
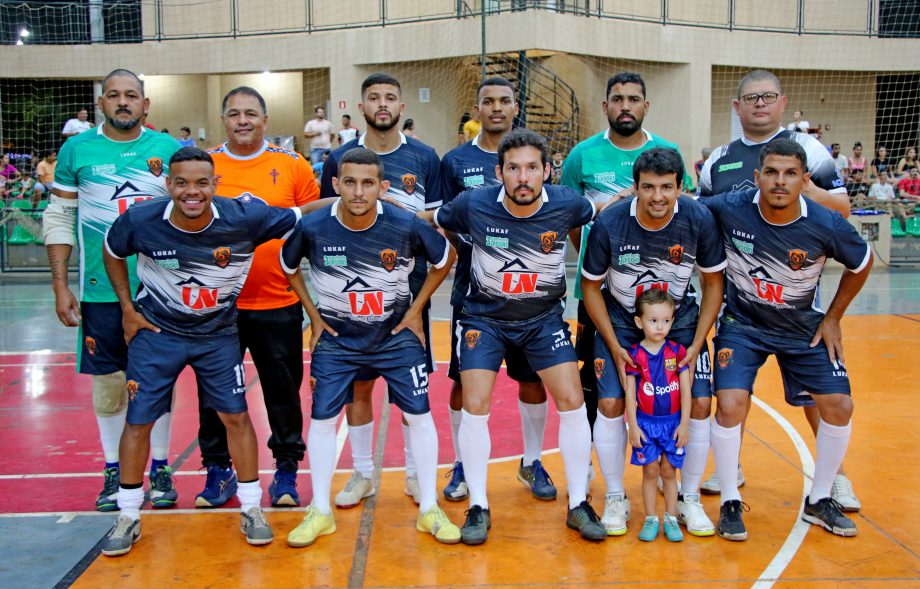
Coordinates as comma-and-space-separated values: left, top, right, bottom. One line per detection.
635, 288, 676, 317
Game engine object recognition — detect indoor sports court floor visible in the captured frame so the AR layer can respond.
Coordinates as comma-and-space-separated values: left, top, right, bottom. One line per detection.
1, 267, 919, 589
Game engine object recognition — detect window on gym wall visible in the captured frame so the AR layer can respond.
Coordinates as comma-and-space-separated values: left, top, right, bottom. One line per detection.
879, 0, 920, 38
0, 0, 141, 45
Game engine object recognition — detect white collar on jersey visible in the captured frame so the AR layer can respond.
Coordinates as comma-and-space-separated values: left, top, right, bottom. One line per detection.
497, 186, 548, 218
471, 134, 498, 154
330, 197, 384, 231
604, 127, 653, 148
629, 196, 680, 217
96, 122, 148, 143
162, 201, 220, 233
740, 128, 784, 147
219, 140, 269, 161
752, 190, 808, 224
357, 132, 407, 156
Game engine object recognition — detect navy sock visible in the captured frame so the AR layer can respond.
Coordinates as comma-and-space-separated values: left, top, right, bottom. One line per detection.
150, 458, 168, 475
105, 461, 119, 470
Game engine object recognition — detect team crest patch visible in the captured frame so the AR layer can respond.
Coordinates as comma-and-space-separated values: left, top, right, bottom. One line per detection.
401, 174, 417, 194
539, 231, 557, 254
147, 157, 163, 177
636, 451, 645, 463
84, 336, 97, 355
464, 329, 481, 350
717, 348, 734, 369
788, 249, 807, 271
380, 249, 397, 272
126, 380, 139, 401
668, 244, 684, 265
212, 247, 231, 268
594, 358, 605, 379
664, 357, 677, 372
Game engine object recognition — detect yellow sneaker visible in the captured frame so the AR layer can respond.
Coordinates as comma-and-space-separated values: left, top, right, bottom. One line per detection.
416, 505, 461, 544
287, 506, 336, 548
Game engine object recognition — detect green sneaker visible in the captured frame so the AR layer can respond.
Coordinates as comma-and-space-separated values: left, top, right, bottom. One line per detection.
95, 467, 120, 512
638, 515, 659, 542
149, 465, 178, 509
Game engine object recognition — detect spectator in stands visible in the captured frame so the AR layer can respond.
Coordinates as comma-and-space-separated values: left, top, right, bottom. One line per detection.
786, 110, 809, 133
160, 129, 170, 135
848, 142, 866, 177
870, 146, 891, 179
457, 112, 472, 145
896, 147, 917, 177
337, 114, 359, 145
695, 147, 713, 185
62, 108, 94, 138
402, 118, 418, 139
311, 148, 331, 182
33, 150, 57, 203
845, 169, 869, 198
178, 127, 196, 148
303, 106, 335, 165
831, 143, 849, 180
1, 154, 17, 180
898, 166, 920, 199
868, 171, 895, 200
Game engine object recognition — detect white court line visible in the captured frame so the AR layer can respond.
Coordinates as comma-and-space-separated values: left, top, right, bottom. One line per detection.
750, 395, 816, 589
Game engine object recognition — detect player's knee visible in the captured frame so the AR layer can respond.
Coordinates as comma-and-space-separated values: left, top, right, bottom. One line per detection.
597, 397, 625, 418
92, 372, 128, 416
449, 381, 463, 409
517, 380, 546, 404
690, 396, 712, 419
714, 391, 747, 424
218, 410, 251, 431
659, 459, 676, 477
643, 462, 660, 479
818, 394, 854, 425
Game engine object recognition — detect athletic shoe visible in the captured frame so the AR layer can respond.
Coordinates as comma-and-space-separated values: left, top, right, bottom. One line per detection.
566, 500, 607, 541
417, 505, 461, 544
195, 465, 238, 508
677, 493, 715, 537
149, 465, 178, 509
802, 496, 857, 537
443, 462, 468, 502
831, 474, 861, 513
600, 493, 630, 536
287, 506, 336, 548
268, 469, 299, 507
96, 467, 120, 512
700, 467, 746, 495
663, 512, 684, 542
638, 516, 659, 542
517, 458, 557, 501
334, 471, 375, 509
717, 499, 748, 541
460, 505, 491, 545
404, 475, 421, 505
656, 475, 680, 496
101, 515, 140, 557
240, 506, 274, 545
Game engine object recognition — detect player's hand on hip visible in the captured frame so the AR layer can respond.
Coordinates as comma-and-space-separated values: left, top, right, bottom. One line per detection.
309, 319, 338, 352
53, 285, 81, 327
392, 312, 425, 348
810, 316, 845, 369
122, 309, 160, 344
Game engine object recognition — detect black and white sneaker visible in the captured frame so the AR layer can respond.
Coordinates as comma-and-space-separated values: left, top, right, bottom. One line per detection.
717, 499, 748, 541
802, 496, 857, 537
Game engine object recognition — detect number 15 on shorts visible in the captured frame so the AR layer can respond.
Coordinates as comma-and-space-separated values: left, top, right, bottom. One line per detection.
410, 364, 429, 396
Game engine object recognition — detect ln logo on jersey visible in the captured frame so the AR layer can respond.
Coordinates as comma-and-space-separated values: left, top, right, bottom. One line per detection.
539, 231, 557, 254
749, 266, 785, 304
668, 245, 684, 265
464, 329, 481, 349
84, 337, 97, 355
499, 259, 539, 295
343, 277, 384, 317
788, 249, 807, 271
178, 277, 219, 310
402, 174, 417, 194
594, 358, 605, 379
717, 348, 734, 369
126, 380, 139, 401
147, 157, 164, 177
631, 270, 669, 299
111, 182, 155, 214
380, 249, 397, 272
212, 247, 231, 268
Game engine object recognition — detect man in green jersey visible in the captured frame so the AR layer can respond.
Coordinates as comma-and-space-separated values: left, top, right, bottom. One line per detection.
43, 69, 182, 512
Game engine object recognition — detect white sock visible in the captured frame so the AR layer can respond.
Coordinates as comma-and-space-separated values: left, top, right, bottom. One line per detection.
459, 410, 490, 509
809, 419, 852, 504
237, 480, 262, 512
117, 486, 144, 521
307, 417, 338, 515
149, 411, 172, 462
558, 404, 592, 509
680, 418, 711, 496
711, 419, 742, 504
402, 422, 417, 478
449, 408, 463, 464
519, 398, 548, 466
349, 422, 374, 478
403, 412, 438, 513
97, 412, 126, 464
592, 413, 626, 496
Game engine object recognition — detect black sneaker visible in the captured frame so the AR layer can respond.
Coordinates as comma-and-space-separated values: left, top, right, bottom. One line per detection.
460, 505, 491, 545
717, 499, 749, 541
802, 496, 857, 537
566, 500, 607, 541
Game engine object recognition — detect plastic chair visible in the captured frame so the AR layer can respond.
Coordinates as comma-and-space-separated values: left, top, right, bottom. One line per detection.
906, 216, 920, 237
5, 199, 36, 244
891, 217, 907, 238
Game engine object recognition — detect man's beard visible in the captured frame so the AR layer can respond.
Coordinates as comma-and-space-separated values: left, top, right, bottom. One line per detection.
106, 113, 141, 131
364, 109, 400, 132
609, 114, 642, 137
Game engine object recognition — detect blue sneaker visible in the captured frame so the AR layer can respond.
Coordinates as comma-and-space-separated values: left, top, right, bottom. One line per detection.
639, 515, 660, 542
95, 467, 120, 512
443, 462, 468, 502
149, 465, 178, 509
268, 469, 299, 507
517, 458, 557, 501
195, 465, 238, 508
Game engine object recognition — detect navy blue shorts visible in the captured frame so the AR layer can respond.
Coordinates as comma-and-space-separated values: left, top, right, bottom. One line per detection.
309, 330, 431, 420
449, 307, 541, 383
77, 302, 128, 375
458, 312, 576, 374
594, 327, 712, 400
713, 326, 851, 406
355, 303, 433, 381
630, 412, 685, 468
125, 328, 247, 425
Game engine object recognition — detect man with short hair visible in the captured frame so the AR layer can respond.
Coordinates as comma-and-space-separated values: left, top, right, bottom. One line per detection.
62, 108, 94, 138
337, 114, 359, 145
897, 166, 920, 199
178, 127, 196, 148
304, 106, 335, 165
43, 69, 180, 513
786, 109, 810, 133
704, 138, 871, 541
193, 86, 319, 509
845, 169, 869, 198
831, 143, 849, 180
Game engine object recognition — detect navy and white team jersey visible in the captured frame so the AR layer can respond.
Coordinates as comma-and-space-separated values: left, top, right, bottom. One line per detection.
582, 196, 726, 331
697, 129, 846, 197
704, 189, 871, 340
280, 200, 450, 352
435, 184, 595, 322
105, 195, 301, 337
440, 135, 502, 307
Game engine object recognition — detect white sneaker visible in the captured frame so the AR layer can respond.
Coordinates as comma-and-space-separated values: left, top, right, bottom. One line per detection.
700, 467, 745, 495
657, 476, 681, 495
831, 474, 861, 513
404, 475, 421, 505
601, 493, 630, 536
677, 493, 715, 537
334, 472, 375, 509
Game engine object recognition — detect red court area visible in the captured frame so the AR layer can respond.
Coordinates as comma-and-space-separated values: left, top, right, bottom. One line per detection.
0, 351, 555, 514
